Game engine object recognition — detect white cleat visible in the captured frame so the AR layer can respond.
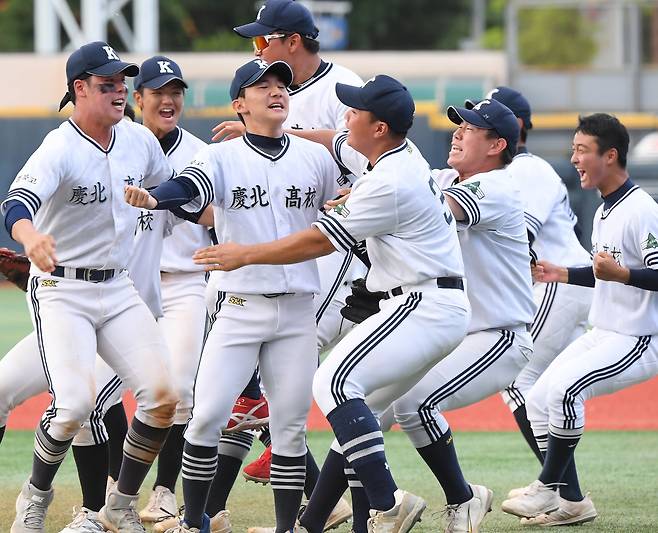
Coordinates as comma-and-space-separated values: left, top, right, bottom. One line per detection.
443, 484, 493, 533
59, 507, 107, 532
247, 526, 307, 533
520, 494, 597, 527
139, 485, 178, 523
98, 486, 145, 532
11, 479, 54, 533
506, 483, 532, 499
501, 480, 559, 519
367, 489, 426, 533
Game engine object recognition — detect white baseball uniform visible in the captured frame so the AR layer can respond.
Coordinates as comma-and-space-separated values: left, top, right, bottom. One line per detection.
502, 150, 594, 412
312, 134, 470, 426
178, 132, 343, 457
284, 61, 368, 349
526, 182, 658, 443
0, 118, 177, 448
393, 167, 535, 447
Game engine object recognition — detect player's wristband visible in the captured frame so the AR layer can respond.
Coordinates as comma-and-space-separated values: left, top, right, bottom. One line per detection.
150, 176, 200, 210
3, 200, 32, 236
627, 268, 658, 291
567, 266, 595, 287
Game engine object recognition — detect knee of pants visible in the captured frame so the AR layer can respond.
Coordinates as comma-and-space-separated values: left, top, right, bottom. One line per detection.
525, 386, 549, 432
270, 423, 307, 457
546, 379, 583, 428
394, 402, 447, 449
50, 398, 97, 441
312, 366, 338, 415
136, 387, 179, 429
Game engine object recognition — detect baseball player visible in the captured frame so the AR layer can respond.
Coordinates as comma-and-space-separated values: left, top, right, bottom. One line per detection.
126, 56, 216, 527
124, 58, 346, 533
475, 88, 594, 466
207, 1, 364, 526
501, 113, 658, 526
378, 98, 535, 533
191, 74, 470, 533
1, 41, 180, 532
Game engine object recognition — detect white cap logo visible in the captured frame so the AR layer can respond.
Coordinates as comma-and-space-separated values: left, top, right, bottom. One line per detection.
257, 5, 266, 20
157, 61, 174, 74
363, 76, 377, 87
472, 99, 491, 111
485, 88, 499, 99
102, 46, 119, 61
254, 59, 269, 70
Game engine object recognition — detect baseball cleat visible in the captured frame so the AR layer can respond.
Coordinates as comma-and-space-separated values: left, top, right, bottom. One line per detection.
247, 525, 308, 533
501, 480, 559, 518
520, 494, 597, 527
11, 478, 54, 533
59, 507, 106, 532
243, 445, 272, 484
366, 489, 426, 533
324, 497, 353, 530
443, 484, 493, 533
161, 514, 210, 533
225, 395, 269, 433
99, 486, 146, 532
506, 483, 532, 499
155, 510, 231, 533
139, 485, 178, 523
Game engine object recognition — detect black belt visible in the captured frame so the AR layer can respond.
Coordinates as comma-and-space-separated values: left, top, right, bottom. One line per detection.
385, 277, 464, 299
51, 266, 118, 283
262, 292, 294, 298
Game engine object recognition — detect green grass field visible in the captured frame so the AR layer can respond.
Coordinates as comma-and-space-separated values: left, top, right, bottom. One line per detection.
3, 286, 658, 532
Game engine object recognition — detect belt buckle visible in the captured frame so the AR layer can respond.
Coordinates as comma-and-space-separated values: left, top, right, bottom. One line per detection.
82, 269, 92, 282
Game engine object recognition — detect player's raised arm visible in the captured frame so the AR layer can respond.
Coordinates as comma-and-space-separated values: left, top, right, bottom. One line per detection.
285, 128, 338, 156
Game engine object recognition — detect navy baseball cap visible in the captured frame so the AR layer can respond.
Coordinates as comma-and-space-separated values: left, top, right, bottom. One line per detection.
336, 75, 415, 135
234, 0, 319, 39
59, 41, 138, 111
467, 87, 533, 130
448, 99, 520, 153
134, 56, 188, 91
230, 59, 294, 100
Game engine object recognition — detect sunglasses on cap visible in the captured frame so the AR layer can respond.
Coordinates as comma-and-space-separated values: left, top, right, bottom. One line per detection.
252, 33, 289, 53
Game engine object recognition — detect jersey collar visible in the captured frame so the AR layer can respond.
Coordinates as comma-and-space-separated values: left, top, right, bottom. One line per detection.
601, 178, 638, 218
159, 126, 182, 157
370, 140, 409, 169
243, 132, 290, 161
67, 118, 116, 154
288, 61, 331, 96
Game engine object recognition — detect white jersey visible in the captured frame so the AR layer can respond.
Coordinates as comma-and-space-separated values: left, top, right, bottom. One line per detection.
1, 119, 173, 273
589, 184, 658, 336
509, 151, 591, 267
179, 133, 342, 294
314, 133, 464, 293
159, 127, 212, 273
284, 61, 363, 131
436, 167, 536, 332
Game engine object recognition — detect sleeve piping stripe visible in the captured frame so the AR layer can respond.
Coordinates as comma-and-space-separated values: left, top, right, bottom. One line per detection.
333, 134, 348, 166
314, 219, 351, 252
315, 216, 355, 252
445, 186, 480, 224
524, 214, 542, 233
179, 166, 212, 206
445, 187, 480, 225
319, 213, 358, 248
525, 212, 542, 226
645, 258, 658, 267
644, 250, 658, 261
6, 189, 41, 215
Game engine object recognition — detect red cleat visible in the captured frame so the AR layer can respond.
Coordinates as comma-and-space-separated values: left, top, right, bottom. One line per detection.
225, 395, 269, 433
243, 445, 272, 484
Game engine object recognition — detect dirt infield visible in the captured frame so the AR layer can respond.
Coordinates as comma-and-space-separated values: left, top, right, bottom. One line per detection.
8, 375, 658, 431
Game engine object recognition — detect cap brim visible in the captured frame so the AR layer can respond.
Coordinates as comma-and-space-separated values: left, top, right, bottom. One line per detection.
236, 61, 294, 99
138, 75, 188, 90
447, 106, 491, 129
233, 21, 276, 38
335, 83, 368, 111
87, 61, 139, 78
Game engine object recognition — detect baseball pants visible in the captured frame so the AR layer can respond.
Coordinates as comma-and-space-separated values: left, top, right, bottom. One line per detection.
27, 272, 177, 442
0, 331, 124, 445
158, 270, 207, 425
185, 290, 317, 457
502, 282, 592, 411
394, 327, 533, 448
526, 327, 658, 441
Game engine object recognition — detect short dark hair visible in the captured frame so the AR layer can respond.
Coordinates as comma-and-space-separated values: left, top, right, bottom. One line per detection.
68, 73, 91, 105
301, 35, 320, 54
485, 129, 514, 165
519, 124, 528, 144
576, 113, 629, 168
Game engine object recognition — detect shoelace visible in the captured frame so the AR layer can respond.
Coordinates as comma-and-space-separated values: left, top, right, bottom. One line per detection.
440, 504, 459, 529
149, 488, 170, 511
23, 500, 48, 527
155, 505, 185, 524
111, 505, 146, 531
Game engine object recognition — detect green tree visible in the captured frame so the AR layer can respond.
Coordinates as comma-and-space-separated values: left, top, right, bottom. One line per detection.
0, 0, 34, 51
518, 7, 598, 67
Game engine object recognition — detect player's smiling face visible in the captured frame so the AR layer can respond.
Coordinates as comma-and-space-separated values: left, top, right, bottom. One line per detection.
235, 73, 289, 131
448, 121, 497, 179
85, 74, 128, 124
135, 81, 185, 138
345, 108, 379, 154
571, 131, 607, 190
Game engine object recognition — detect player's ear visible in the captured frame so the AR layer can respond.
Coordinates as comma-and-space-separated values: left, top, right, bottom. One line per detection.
488, 137, 507, 157
133, 90, 143, 109
605, 147, 619, 166
73, 78, 88, 99
287, 33, 302, 52
232, 98, 246, 115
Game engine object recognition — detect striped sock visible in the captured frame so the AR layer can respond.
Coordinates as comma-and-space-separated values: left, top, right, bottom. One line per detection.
31, 422, 72, 491
271, 453, 305, 531
182, 441, 218, 529
344, 459, 369, 533
327, 399, 396, 512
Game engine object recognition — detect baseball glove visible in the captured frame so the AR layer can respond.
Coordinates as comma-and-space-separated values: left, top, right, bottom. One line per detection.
340, 278, 386, 324
0, 247, 30, 292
